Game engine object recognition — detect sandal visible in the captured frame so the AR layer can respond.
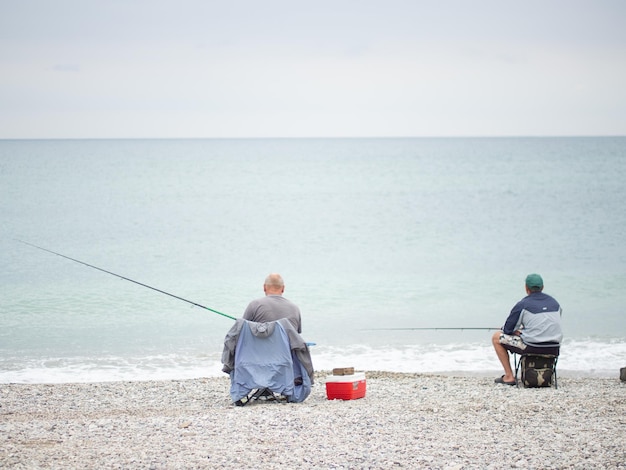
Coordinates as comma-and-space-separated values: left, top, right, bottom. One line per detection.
494, 375, 516, 386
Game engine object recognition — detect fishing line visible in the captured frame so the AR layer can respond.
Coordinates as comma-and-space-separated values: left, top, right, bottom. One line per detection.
15, 239, 237, 321
361, 327, 499, 331
16, 240, 496, 333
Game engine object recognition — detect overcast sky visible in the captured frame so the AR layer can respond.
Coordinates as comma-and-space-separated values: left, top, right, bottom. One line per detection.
1, 1, 625, 138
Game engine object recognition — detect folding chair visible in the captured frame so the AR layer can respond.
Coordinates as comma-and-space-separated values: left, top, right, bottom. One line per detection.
514, 352, 559, 389
222, 319, 314, 406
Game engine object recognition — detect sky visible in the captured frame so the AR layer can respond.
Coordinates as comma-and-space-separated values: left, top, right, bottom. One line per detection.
1, 0, 625, 139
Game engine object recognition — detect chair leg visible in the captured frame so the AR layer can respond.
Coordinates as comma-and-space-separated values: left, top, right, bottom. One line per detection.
553, 357, 558, 389
513, 353, 521, 388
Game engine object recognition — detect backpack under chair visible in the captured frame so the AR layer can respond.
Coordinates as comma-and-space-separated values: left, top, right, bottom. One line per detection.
516, 354, 559, 388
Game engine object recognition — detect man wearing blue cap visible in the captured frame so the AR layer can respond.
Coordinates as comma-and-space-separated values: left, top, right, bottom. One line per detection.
492, 274, 563, 385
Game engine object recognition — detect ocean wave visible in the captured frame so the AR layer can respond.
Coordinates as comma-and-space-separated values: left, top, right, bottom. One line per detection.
1, 338, 624, 384
0, 354, 225, 384
312, 338, 626, 377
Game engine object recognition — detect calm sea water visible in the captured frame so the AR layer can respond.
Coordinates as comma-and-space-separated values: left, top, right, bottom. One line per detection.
1, 137, 625, 382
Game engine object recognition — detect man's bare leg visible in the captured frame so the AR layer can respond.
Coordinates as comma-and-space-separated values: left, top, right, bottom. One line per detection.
492, 331, 515, 382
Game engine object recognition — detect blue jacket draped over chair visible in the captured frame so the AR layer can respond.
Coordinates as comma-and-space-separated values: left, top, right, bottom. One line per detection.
222, 319, 315, 403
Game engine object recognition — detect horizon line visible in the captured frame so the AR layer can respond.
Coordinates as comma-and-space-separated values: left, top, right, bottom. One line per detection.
1, 134, 625, 141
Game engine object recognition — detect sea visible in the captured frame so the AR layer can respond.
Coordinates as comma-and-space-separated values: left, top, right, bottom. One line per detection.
1, 137, 625, 383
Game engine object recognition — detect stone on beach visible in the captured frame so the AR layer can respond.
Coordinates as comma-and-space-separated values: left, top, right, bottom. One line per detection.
1, 372, 625, 469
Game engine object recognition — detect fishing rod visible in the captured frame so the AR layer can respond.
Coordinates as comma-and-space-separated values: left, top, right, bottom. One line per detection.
361, 327, 500, 331
15, 239, 237, 321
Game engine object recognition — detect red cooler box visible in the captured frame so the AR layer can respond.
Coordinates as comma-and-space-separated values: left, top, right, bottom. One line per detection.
325, 372, 366, 400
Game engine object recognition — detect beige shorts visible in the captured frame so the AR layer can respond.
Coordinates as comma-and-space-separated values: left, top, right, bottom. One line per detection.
499, 333, 527, 351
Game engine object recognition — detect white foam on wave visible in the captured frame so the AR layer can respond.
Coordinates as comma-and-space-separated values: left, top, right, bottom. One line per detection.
312, 337, 626, 377
1, 338, 624, 384
0, 354, 225, 384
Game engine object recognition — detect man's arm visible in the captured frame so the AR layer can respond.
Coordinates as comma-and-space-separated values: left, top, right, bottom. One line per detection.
502, 303, 522, 335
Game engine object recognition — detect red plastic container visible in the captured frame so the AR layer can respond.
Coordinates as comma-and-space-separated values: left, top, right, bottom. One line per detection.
325, 372, 366, 400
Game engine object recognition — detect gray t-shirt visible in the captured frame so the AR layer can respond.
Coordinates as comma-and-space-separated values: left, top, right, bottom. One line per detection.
242, 295, 302, 333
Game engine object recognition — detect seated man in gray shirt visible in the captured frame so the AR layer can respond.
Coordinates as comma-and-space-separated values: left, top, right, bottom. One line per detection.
243, 273, 302, 333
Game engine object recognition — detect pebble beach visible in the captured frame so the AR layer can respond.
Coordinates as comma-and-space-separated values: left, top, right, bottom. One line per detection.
1, 372, 625, 469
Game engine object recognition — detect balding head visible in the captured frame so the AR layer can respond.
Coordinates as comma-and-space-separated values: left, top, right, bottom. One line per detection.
263, 273, 285, 295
